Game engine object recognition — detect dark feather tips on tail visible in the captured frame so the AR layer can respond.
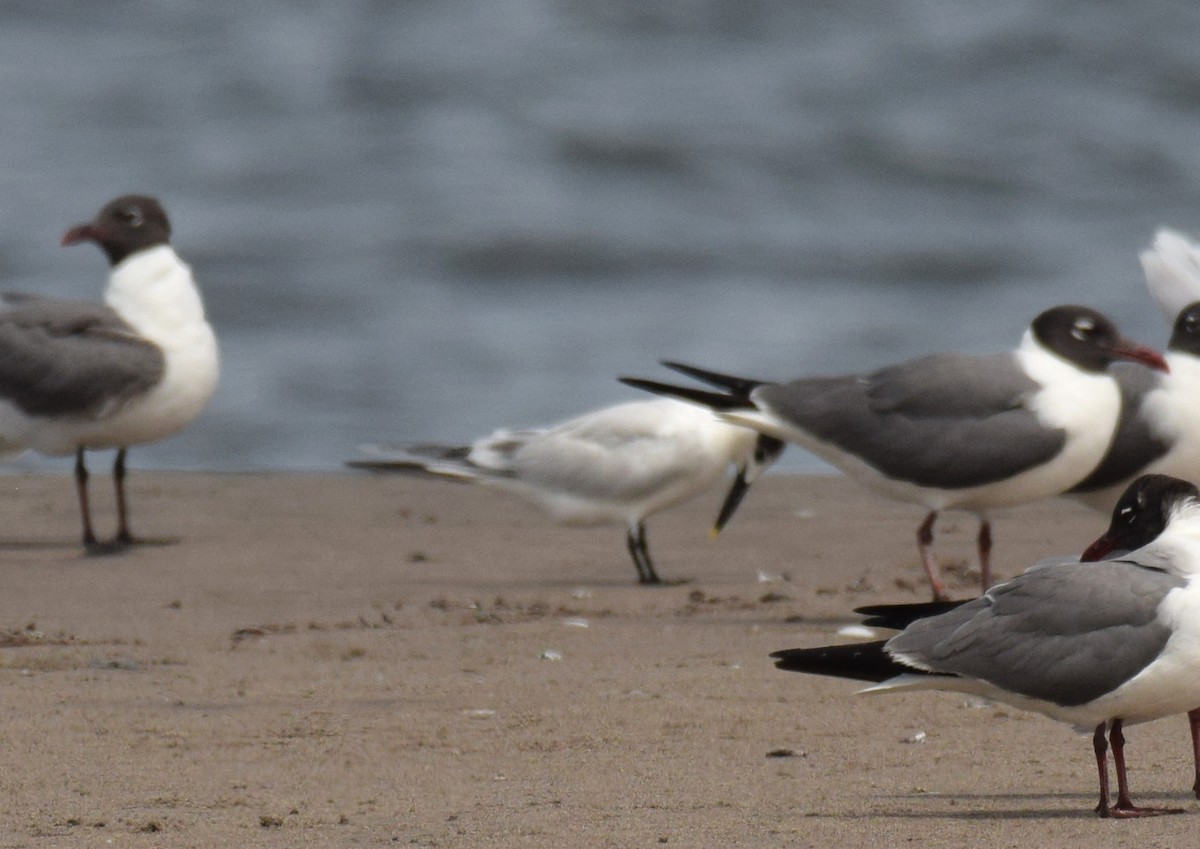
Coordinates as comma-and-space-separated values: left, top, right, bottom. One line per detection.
770, 640, 917, 683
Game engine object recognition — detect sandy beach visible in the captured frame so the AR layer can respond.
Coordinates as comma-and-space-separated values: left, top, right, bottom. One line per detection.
0, 470, 1194, 847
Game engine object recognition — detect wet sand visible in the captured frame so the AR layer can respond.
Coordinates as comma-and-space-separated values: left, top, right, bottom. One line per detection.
0, 471, 1193, 846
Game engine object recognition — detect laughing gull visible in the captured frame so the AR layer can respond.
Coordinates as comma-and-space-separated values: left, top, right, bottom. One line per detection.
347, 397, 784, 584
856, 474, 1200, 629
621, 306, 1168, 600
0, 195, 219, 550
1066, 234, 1200, 508
1066, 303, 1200, 510
772, 479, 1200, 817
856, 474, 1200, 804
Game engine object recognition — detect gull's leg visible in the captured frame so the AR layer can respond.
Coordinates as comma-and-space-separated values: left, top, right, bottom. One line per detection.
916, 511, 947, 601
74, 447, 98, 547
1108, 719, 1184, 818
113, 448, 134, 545
976, 518, 993, 591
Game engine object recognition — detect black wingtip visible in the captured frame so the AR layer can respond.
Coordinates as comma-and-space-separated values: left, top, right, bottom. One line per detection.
852, 600, 967, 630
770, 640, 909, 683
618, 377, 752, 411
345, 459, 427, 474
659, 361, 765, 397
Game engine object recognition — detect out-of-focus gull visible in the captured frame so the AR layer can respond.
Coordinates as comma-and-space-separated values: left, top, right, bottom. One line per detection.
1141, 228, 1200, 325
0, 195, 218, 551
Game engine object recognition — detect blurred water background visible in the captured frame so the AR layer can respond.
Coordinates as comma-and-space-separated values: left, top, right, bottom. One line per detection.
3, 1, 1200, 474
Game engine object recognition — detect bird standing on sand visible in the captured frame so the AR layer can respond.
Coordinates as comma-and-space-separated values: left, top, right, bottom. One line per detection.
856, 473, 1200, 804
0, 195, 219, 550
348, 397, 783, 584
622, 306, 1168, 599
771, 473, 1200, 818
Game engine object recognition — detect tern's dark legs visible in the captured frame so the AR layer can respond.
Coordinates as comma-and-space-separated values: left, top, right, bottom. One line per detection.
1097, 719, 1184, 818
916, 511, 948, 602
625, 522, 661, 585
74, 447, 98, 547
113, 448, 134, 545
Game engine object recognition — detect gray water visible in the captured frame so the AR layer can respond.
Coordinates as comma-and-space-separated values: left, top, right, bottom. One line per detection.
3, 1, 1200, 474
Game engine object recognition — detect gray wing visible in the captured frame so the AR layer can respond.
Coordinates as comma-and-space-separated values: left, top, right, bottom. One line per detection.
1068, 363, 1170, 493
508, 419, 700, 503
0, 294, 165, 418
886, 560, 1182, 707
753, 352, 1066, 489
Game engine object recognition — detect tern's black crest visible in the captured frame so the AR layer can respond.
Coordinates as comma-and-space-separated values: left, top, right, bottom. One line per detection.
64, 195, 172, 267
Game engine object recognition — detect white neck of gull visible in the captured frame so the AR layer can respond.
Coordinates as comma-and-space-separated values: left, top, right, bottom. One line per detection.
1134, 499, 1200, 579
103, 244, 207, 338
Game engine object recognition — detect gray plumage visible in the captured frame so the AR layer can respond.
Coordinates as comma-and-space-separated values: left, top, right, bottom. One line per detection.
0, 294, 164, 418
754, 352, 1066, 489
887, 559, 1183, 707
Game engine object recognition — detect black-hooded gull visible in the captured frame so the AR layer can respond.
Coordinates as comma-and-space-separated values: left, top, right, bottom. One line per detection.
772, 473, 1200, 817
0, 195, 219, 550
621, 305, 1167, 600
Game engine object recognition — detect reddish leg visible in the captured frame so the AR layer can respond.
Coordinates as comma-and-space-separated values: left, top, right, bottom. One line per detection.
916, 511, 947, 601
1106, 719, 1184, 818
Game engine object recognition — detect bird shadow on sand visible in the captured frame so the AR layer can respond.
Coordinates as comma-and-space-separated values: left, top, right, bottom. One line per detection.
852, 790, 1196, 820
0, 536, 180, 555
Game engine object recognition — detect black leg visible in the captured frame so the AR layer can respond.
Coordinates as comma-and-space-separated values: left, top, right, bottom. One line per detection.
113, 448, 134, 545
74, 447, 98, 547
625, 526, 649, 583
625, 523, 660, 585
1093, 722, 1112, 817
635, 522, 661, 585
916, 511, 947, 601
977, 519, 993, 591
1189, 708, 1200, 799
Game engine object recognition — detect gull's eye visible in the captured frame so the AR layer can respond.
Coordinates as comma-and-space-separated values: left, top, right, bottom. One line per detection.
119, 207, 144, 228
1071, 317, 1096, 342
